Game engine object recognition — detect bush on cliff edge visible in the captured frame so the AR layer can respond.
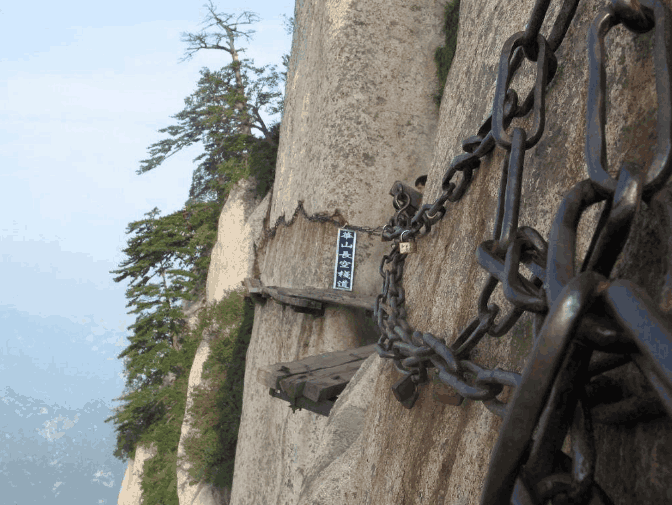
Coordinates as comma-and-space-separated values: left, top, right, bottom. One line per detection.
130, 291, 253, 504
434, 0, 461, 107
180, 290, 255, 490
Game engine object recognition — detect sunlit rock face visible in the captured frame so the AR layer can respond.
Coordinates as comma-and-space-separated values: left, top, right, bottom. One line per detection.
177, 179, 270, 505
226, 0, 672, 504
270, 0, 444, 230
117, 443, 156, 505
229, 0, 444, 503
205, 178, 270, 304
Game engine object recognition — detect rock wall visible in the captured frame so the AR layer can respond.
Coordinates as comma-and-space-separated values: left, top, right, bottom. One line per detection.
392, 0, 672, 502
271, 0, 445, 229
205, 177, 270, 304
229, 0, 445, 503
177, 177, 270, 505
117, 443, 157, 505
228, 0, 672, 504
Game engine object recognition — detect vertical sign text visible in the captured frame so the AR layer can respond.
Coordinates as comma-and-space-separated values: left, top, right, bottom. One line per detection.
333, 229, 356, 291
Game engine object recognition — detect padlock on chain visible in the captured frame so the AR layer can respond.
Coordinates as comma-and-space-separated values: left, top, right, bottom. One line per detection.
391, 374, 420, 409
399, 230, 417, 254
399, 241, 416, 254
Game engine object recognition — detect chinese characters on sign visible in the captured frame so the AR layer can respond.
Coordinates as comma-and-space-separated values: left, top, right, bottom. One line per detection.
333, 229, 357, 291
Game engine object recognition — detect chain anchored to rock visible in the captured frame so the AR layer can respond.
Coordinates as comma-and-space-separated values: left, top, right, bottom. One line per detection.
373, 1, 672, 504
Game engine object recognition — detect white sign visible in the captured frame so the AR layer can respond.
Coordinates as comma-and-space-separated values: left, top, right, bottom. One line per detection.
333, 229, 356, 291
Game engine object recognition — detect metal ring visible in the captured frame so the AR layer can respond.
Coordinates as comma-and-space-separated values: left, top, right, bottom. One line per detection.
586, 0, 672, 198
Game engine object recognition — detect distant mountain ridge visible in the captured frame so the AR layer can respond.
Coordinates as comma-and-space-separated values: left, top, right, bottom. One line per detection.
1, 386, 126, 505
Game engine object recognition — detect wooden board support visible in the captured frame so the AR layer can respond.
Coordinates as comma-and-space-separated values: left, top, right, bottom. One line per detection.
244, 277, 264, 295
301, 359, 364, 402
269, 389, 335, 417
266, 287, 324, 314
243, 278, 376, 313
258, 343, 378, 416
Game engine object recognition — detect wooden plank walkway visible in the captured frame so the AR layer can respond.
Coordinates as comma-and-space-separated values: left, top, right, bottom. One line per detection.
258, 343, 378, 416
244, 278, 377, 313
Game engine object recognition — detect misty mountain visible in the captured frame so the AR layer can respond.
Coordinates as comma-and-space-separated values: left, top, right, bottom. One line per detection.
1, 387, 127, 504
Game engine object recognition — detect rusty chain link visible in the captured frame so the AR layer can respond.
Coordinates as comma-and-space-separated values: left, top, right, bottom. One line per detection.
373, 1, 672, 504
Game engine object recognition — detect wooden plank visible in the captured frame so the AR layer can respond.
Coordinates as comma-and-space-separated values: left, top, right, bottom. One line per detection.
269, 388, 335, 417
349, 343, 378, 359
302, 359, 364, 402
279, 372, 309, 399
257, 365, 287, 390
275, 286, 376, 312
244, 277, 265, 295
256, 344, 378, 390
243, 278, 376, 312
266, 287, 324, 311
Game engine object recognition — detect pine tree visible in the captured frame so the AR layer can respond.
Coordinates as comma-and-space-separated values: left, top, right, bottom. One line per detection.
138, 1, 285, 204
111, 208, 194, 389
106, 1, 289, 464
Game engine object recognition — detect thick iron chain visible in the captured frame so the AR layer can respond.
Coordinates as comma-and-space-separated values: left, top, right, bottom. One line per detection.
373, 1, 672, 504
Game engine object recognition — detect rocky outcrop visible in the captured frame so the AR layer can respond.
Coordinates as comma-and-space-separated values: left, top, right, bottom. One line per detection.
114, 174, 269, 505
271, 0, 445, 229
205, 177, 270, 304
176, 324, 234, 505
117, 443, 157, 505
176, 177, 270, 505
228, 0, 672, 504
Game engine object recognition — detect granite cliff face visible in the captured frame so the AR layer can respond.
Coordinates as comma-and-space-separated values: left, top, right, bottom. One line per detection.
117, 443, 157, 505
115, 179, 269, 505
119, 0, 672, 503
229, 1, 444, 503
175, 177, 269, 505
230, 0, 672, 504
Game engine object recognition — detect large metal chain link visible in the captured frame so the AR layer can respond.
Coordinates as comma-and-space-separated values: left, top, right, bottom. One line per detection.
373, 1, 672, 504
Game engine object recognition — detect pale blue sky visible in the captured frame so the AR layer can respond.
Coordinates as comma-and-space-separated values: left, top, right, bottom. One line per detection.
0, 0, 294, 504
1, 0, 292, 325
1, 3, 293, 500
0, 0, 292, 389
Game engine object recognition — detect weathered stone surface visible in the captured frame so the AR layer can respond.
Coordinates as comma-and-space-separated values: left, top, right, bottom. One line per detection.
182, 296, 207, 332
206, 178, 270, 304
177, 179, 270, 505
258, 212, 388, 299
117, 443, 157, 505
222, 1, 672, 505
229, 276, 380, 505
177, 321, 235, 505
271, 0, 445, 229
297, 352, 382, 504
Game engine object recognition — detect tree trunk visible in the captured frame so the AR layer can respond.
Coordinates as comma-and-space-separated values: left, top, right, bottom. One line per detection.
227, 30, 251, 136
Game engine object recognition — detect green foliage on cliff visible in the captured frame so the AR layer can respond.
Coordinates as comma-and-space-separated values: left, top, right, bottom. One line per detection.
139, 65, 282, 204
434, 0, 461, 107
108, 202, 221, 393
138, 2, 285, 204
133, 364, 191, 505
105, 292, 253, 504
138, 293, 252, 504
248, 122, 281, 198
180, 291, 254, 489
106, 4, 287, 503
107, 2, 286, 477
104, 309, 199, 464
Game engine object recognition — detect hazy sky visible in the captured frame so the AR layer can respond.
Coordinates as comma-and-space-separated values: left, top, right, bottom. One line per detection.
1, 1, 293, 501
0, 0, 293, 389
